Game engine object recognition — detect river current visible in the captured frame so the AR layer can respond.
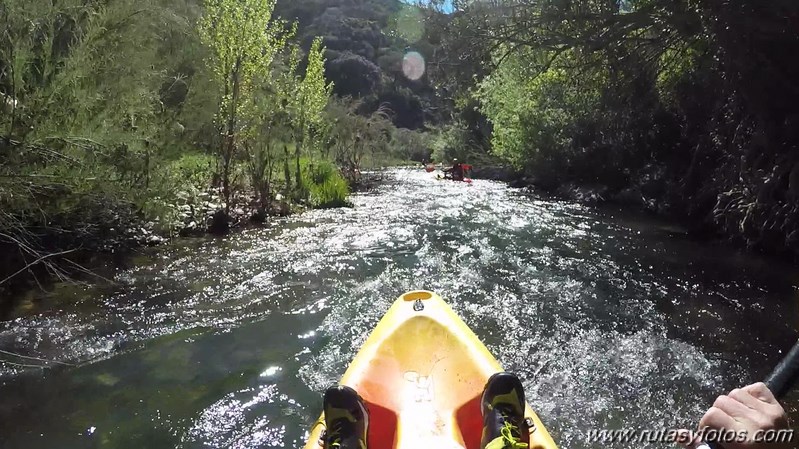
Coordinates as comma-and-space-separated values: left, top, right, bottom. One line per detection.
1, 169, 797, 448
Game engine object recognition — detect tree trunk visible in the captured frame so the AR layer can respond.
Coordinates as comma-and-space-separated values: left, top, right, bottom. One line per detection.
283, 143, 291, 195
258, 141, 271, 211
265, 157, 274, 214
295, 126, 304, 193
295, 147, 302, 193
222, 57, 242, 215
222, 154, 232, 214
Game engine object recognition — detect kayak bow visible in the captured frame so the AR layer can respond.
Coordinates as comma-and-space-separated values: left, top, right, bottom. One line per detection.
303, 291, 558, 449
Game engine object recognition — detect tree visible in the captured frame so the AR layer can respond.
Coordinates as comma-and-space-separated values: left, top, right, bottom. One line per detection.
198, 0, 291, 213
393, 128, 431, 162
288, 37, 333, 194
325, 98, 393, 185
0, 0, 221, 293
244, 43, 299, 215
326, 52, 382, 97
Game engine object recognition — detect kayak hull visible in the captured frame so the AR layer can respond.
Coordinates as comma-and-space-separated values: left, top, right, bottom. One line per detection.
303, 291, 558, 449
435, 175, 473, 183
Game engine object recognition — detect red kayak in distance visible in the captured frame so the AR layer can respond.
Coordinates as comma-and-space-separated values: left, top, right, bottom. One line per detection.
433, 163, 473, 183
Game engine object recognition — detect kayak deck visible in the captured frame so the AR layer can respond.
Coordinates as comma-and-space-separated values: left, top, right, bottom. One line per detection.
303, 291, 558, 449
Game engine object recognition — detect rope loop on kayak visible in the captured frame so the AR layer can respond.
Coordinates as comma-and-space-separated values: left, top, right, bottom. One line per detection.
525, 417, 537, 435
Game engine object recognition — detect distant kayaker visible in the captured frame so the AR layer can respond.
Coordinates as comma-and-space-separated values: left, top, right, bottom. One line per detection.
317, 379, 792, 449
424, 157, 436, 173
443, 158, 465, 181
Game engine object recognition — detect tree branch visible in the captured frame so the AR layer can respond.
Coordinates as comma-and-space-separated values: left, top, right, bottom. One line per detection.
0, 247, 79, 287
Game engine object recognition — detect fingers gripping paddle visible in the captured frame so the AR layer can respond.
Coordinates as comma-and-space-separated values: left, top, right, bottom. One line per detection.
698, 339, 799, 449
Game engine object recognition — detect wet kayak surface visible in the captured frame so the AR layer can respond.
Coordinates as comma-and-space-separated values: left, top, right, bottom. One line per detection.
1, 168, 797, 448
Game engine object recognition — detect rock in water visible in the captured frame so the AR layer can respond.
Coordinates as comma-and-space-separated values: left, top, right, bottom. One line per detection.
251, 208, 268, 223
208, 210, 230, 235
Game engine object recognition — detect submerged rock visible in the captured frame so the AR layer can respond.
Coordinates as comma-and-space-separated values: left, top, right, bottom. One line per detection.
208, 210, 230, 235
508, 177, 532, 189
250, 208, 268, 223
556, 184, 607, 204
273, 201, 291, 217
146, 235, 165, 245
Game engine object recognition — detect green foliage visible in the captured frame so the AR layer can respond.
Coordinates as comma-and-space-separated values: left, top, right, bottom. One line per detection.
0, 0, 453, 296
170, 154, 217, 193
288, 36, 334, 192
428, 0, 799, 257
323, 97, 396, 184
298, 37, 334, 127
275, 0, 447, 129
477, 49, 609, 185
198, 0, 343, 210
0, 0, 208, 234
430, 125, 481, 164
392, 128, 431, 162
136, 153, 215, 233
387, 5, 424, 43
1, 1, 156, 143
199, 0, 290, 118
301, 159, 350, 208
655, 43, 704, 107
199, 0, 295, 211
428, 0, 723, 189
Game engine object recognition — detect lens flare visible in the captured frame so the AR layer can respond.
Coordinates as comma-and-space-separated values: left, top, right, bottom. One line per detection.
402, 51, 426, 81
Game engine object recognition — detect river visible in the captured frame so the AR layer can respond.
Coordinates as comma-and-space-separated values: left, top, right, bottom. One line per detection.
1, 168, 797, 448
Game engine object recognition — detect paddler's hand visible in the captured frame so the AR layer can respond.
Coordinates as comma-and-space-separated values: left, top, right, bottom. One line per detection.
679, 383, 792, 449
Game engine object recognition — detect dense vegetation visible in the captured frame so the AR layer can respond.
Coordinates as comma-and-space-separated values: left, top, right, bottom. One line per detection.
422, 0, 799, 258
0, 0, 431, 298
2, 0, 798, 301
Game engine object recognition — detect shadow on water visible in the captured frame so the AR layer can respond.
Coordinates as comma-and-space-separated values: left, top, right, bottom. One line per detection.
1, 169, 797, 448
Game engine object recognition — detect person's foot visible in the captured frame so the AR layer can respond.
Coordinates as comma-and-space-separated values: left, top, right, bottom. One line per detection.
480, 372, 530, 449
323, 385, 369, 449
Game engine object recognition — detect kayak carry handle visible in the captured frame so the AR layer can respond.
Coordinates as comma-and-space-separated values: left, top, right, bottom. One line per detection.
697, 339, 799, 449
401, 291, 433, 302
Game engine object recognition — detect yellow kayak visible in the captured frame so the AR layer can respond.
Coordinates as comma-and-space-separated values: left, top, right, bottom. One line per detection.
303, 291, 558, 449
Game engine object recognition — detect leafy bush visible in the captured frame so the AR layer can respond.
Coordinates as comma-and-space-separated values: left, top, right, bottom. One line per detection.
302, 159, 351, 208
312, 173, 350, 208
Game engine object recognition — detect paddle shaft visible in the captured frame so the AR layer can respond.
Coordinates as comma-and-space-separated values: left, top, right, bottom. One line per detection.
764, 339, 799, 398
698, 339, 799, 449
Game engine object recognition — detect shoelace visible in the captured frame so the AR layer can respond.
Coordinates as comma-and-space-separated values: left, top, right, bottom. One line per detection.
486, 420, 529, 449
325, 419, 366, 449
326, 421, 344, 449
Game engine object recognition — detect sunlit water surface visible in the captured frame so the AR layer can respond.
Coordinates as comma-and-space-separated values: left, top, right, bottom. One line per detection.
1, 169, 797, 448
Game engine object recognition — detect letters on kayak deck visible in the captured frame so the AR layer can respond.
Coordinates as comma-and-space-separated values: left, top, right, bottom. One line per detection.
303, 291, 558, 449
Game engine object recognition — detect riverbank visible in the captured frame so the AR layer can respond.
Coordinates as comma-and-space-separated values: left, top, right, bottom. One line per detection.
469, 163, 799, 263
0, 189, 283, 318
0, 168, 400, 317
